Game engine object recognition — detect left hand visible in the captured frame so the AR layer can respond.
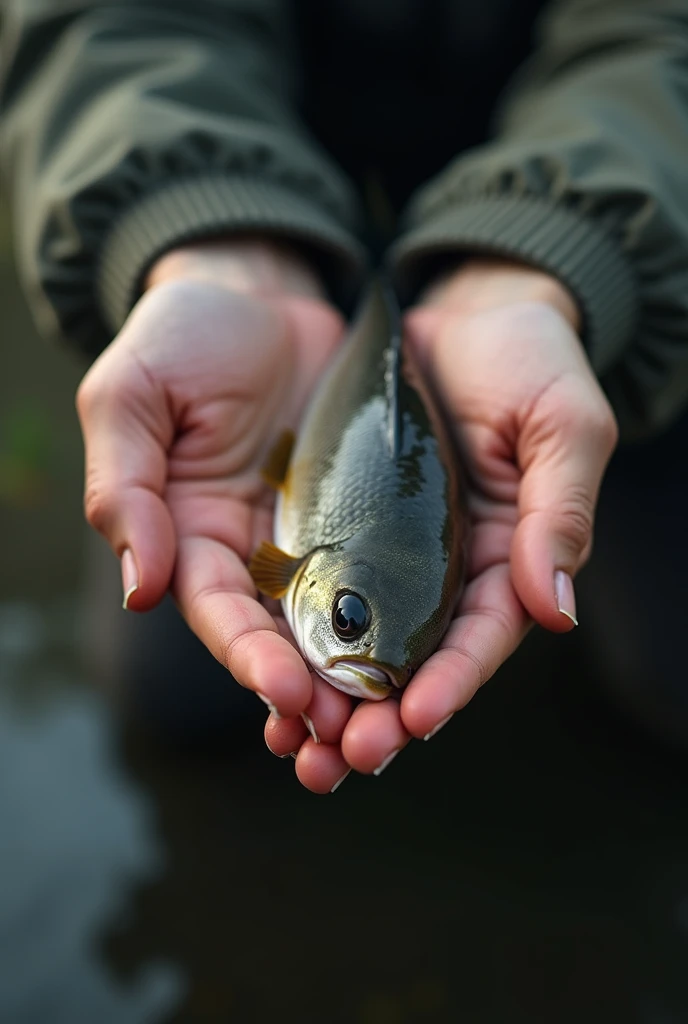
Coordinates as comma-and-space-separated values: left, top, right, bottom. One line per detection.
266, 259, 618, 793
76, 239, 347, 721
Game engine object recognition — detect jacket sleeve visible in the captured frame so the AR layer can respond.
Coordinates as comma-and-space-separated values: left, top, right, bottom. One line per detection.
0, 0, 366, 356
391, 0, 688, 438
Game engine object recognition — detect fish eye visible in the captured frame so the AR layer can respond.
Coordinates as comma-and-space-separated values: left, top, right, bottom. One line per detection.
332, 591, 370, 641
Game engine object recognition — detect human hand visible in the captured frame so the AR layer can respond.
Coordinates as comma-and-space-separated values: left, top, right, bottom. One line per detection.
265, 259, 618, 792
76, 239, 347, 720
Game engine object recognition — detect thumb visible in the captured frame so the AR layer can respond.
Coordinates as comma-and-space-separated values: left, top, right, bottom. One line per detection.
76, 348, 176, 611
510, 373, 618, 632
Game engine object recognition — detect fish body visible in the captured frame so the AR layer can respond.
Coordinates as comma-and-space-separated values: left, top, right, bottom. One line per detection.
250, 279, 467, 700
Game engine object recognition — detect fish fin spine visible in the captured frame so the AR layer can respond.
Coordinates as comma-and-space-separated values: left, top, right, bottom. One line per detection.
378, 278, 402, 459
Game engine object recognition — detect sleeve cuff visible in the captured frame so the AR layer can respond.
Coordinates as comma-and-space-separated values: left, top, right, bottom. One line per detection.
97, 173, 368, 332
389, 195, 639, 375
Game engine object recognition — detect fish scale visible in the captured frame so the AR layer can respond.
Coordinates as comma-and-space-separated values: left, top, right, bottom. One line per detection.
281, 398, 401, 554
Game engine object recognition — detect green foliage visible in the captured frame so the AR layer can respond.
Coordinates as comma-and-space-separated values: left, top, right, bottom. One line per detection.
0, 401, 54, 506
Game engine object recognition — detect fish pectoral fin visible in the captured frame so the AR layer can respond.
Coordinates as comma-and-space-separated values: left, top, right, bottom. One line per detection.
260, 429, 295, 490
248, 542, 305, 599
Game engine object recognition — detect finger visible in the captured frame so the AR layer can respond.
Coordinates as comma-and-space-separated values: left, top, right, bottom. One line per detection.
294, 740, 351, 795
174, 535, 312, 717
401, 563, 530, 739
466, 516, 515, 578
511, 374, 618, 631
303, 676, 353, 743
265, 676, 352, 753
340, 699, 410, 776
265, 714, 307, 758
76, 351, 176, 611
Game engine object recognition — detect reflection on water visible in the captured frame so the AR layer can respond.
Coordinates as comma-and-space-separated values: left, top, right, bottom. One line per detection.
0, 601, 185, 1024
4, 587, 688, 1022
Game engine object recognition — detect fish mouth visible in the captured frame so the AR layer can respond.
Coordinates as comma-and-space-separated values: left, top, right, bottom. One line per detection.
318, 658, 397, 701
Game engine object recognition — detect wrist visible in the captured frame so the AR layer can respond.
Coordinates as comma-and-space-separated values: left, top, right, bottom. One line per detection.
418, 257, 581, 333
145, 236, 328, 301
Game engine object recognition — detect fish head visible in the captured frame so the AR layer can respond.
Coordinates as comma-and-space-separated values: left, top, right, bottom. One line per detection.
289, 545, 452, 702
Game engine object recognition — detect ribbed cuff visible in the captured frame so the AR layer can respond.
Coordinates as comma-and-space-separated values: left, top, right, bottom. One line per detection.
389, 195, 639, 373
97, 174, 368, 331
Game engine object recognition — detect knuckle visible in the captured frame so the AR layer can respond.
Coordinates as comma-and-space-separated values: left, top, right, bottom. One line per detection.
444, 642, 489, 690
76, 359, 129, 422
577, 536, 594, 571
581, 395, 619, 453
75, 374, 98, 420
218, 622, 262, 677
596, 404, 619, 454
83, 477, 115, 534
541, 378, 618, 455
552, 487, 595, 553
187, 587, 257, 674
550, 397, 580, 436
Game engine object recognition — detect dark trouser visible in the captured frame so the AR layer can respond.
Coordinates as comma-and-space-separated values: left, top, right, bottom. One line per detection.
78, 412, 688, 750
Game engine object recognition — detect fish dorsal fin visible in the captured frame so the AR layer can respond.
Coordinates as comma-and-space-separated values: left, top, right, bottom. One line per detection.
249, 542, 305, 599
260, 429, 295, 490
379, 278, 403, 459
360, 276, 403, 459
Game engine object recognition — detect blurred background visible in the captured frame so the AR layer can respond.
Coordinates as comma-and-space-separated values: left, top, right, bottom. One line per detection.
2, 181, 688, 1024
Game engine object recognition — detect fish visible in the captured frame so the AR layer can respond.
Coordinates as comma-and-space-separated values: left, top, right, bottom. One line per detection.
249, 277, 468, 701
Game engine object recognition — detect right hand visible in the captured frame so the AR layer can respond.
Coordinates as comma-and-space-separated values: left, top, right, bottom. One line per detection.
76, 239, 347, 720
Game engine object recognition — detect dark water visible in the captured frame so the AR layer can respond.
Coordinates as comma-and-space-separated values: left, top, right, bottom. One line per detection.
2, 203, 688, 1024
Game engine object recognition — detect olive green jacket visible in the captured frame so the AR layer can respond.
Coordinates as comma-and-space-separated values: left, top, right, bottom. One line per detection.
1, 0, 688, 438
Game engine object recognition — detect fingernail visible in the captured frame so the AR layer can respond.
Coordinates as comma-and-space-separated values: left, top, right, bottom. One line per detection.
121, 549, 138, 610
290, 751, 298, 759
424, 713, 453, 742
256, 691, 282, 719
330, 769, 351, 793
555, 570, 578, 626
373, 748, 401, 776
301, 712, 320, 744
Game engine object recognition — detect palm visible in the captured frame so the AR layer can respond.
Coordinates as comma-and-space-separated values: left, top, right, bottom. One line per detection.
158, 284, 345, 700
157, 285, 337, 559
80, 279, 346, 721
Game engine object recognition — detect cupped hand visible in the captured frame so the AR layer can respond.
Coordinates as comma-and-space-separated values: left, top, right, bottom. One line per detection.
267, 260, 619, 792
76, 240, 345, 719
